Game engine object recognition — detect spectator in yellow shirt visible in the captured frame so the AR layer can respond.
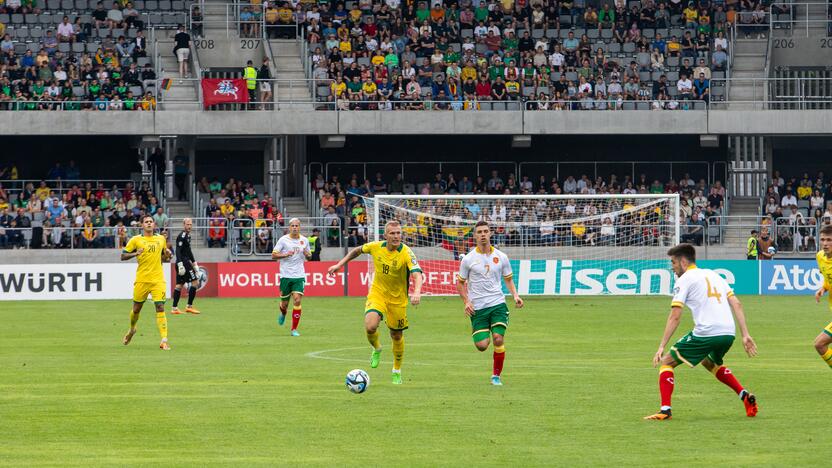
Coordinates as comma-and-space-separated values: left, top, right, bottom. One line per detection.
35, 181, 51, 201
277, 5, 293, 24
330, 77, 347, 99
667, 36, 681, 57
797, 181, 812, 200
683, 4, 698, 27
371, 50, 385, 66
141, 92, 156, 110
339, 39, 351, 53
221, 199, 236, 217
461, 61, 478, 81
361, 79, 377, 100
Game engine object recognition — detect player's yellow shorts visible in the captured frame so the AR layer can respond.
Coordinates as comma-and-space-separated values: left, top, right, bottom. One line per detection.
823, 321, 832, 337
133, 282, 166, 304
365, 294, 408, 331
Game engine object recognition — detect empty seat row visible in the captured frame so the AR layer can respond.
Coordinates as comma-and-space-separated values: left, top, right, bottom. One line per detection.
32, 0, 188, 10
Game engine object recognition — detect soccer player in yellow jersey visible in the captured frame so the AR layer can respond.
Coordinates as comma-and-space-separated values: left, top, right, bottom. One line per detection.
813, 224, 832, 368
328, 220, 424, 385
121, 215, 173, 350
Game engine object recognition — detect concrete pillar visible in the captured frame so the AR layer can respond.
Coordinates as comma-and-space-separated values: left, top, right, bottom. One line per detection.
164, 138, 174, 200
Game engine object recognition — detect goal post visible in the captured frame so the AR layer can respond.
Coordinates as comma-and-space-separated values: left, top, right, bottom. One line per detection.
365, 194, 681, 296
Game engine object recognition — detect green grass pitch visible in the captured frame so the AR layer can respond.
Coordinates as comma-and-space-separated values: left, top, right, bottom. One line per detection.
1, 296, 830, 466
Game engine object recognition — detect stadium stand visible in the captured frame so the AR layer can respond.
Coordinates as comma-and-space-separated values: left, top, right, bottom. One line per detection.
285, 0, 767, 109
0, 0, 187, 109
305, 167, 725, 247
0, 161, 166, 249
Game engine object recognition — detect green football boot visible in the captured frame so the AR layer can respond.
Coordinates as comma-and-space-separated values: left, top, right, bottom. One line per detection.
370, 348, 382, 369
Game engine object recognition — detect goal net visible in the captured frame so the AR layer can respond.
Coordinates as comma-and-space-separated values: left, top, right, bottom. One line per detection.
365, 194, 680, 296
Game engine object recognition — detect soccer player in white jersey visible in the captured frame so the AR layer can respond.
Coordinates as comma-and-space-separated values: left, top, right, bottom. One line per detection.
272, 218, 312, 336
645, 243, 759, 421
456, 220, 524, 386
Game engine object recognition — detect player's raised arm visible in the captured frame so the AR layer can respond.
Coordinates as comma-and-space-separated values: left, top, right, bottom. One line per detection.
727, 295, 757, 357
327, 246, 364, 276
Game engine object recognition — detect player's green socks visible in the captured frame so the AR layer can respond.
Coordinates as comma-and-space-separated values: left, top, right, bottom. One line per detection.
129, 310, 139, 329
156, 312, 168, 340
822, 349, 832, 368
367, 329, 381, 350
392, 336, 404, 371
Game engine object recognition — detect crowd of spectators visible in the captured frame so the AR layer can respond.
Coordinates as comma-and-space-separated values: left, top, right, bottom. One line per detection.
0, 162, 167, 249
0, 1, 168, 110
195, 176, 287, 251
309, 168, 726, 249
758, 170, 832, 253
275, 0, 771, 110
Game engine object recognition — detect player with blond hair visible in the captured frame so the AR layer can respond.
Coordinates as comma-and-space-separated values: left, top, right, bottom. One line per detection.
272, 218, 312, 336
328, 220, 424, 385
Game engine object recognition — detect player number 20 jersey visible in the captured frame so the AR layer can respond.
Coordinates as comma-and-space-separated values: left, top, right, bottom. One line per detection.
671, 266, 735, 337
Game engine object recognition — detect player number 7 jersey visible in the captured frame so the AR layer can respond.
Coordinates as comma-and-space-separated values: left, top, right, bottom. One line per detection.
458, 246, 513, 310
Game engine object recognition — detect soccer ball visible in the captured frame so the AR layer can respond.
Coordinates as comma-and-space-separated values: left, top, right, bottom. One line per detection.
345, 369, 370, 394
768, 246, 776, 254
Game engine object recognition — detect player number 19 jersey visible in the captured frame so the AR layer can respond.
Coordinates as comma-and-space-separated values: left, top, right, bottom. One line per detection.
273, 235, 310, 279
671, 266, 735, 337
458, 246, 513, 310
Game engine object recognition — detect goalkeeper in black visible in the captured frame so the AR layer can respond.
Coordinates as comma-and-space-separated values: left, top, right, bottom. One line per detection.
172, 218, 201, 315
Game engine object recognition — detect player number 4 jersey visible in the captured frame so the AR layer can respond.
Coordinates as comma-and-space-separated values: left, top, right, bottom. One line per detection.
671, 266, 735, 337
458, 246, 513, 310
273, 235, 310, 279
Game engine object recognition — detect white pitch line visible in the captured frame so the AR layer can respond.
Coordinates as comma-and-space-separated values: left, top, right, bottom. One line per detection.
305, 344, 823, 372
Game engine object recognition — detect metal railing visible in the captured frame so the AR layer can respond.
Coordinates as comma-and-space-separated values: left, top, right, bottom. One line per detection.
696, 214, 828, 255
517, 161, 721, 188
524, 99, 709, 110
188, 2, 267, 39
707, 76, 832, 109
322, 160, 520, 186
0, 179, 136, 194
0, 99, 157, 111
770, 2, 832, 37
228, 216, 343, 258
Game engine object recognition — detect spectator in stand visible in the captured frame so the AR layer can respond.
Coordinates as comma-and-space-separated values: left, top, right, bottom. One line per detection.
712, 45, 728, 71
173, 24, 191, 79
57, 16, 76, 43
781, 190, 797, 208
